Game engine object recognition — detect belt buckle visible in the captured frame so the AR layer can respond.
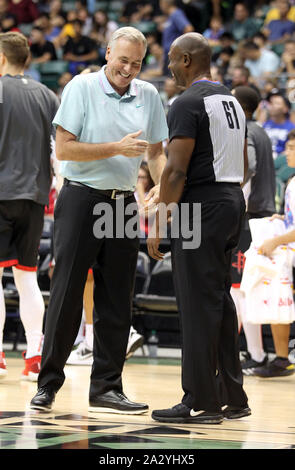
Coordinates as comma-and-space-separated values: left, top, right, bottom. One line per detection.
111, 190, 124, 200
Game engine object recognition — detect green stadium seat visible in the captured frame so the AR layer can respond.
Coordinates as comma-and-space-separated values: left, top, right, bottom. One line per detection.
18, 23, 33, 37
131, 22, 157, 34
108, 1, 123, 13
94, 1, 109, 11
62, 1, 76, 12
39, 60, 69, 91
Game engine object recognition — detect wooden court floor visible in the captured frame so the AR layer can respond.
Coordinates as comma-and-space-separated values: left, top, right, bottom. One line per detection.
0, 355, 294, 450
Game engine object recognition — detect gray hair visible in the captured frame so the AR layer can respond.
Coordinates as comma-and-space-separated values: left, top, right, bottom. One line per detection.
108, 27, 147, 55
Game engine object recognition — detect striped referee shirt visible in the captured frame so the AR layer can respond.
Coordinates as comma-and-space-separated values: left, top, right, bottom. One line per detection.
168, 80, 246, 185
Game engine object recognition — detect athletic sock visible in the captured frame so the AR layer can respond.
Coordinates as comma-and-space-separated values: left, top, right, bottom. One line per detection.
12, 267, 44, 359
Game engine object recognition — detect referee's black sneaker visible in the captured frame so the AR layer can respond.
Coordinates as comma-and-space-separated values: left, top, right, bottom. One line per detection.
152, 403, 223, 424
30, 386, 56, 411
222, 405, 251, 419
88, 390, 149, 415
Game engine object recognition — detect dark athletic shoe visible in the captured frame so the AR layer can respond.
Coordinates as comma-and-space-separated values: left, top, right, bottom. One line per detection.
152, 403, 223, 424
222, 405, 251, 419
254, 357, 295, 378
241, 352, 268, 376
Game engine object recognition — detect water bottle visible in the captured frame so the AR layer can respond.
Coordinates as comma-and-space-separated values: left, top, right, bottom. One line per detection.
148, 330, 159, 358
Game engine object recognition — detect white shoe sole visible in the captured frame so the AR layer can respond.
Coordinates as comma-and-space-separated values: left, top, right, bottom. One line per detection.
21, 372, 39, 382
0, 369, 7, 380
88, 406, 148, 415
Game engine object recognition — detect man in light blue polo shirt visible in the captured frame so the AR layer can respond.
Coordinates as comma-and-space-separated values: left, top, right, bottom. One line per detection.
30, 27, 168, 414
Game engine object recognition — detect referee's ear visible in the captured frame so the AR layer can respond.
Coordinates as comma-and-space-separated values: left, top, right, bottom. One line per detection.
183, 52, 191, 67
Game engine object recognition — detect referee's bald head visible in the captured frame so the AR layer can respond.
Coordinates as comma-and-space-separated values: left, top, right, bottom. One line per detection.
172, 33, 212, 71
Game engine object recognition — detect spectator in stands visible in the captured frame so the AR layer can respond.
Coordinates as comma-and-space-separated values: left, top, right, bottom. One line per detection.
278, 39, 295, 75
264, 0, 295, 25
56, 70, 72, 99
34, 12, 61, 45
262, 0, 295, 44
0, 0, 8, 23
90, 10, 118, 58
162, 76, 180, 115
210, 64, 224, 83
77, 6, 92, 37
203, 16, 225, 47
1, 12, 19, 32
55, 10, 77, 49
213, 45, 234, 77
8, 0, 39, 25
229, 65, 261, 97
263, 92, 295, 159
159, 0, 194, 75
120, 0, 155, 24
227, 2, 260, 42
140, 41, 163, 79
48, 0, 66, 29
242, 40, 280, 81
63, 19, 98, 75
30, 26, 57, 64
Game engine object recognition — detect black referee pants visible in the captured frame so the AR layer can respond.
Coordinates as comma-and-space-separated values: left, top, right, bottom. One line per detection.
38, 182, 139, 396
171, 183, 249, 412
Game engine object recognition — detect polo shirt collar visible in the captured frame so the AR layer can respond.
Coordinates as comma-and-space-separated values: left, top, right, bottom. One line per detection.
99, 65, 137, 98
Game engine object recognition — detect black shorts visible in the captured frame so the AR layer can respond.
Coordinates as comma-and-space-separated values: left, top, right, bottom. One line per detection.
0, 200, 45, 271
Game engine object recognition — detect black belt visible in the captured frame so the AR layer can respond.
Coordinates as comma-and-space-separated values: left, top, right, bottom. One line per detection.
64, 179, 134, 199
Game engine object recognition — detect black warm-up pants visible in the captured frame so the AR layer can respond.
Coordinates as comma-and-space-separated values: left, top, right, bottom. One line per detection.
171, 183, 249, 412
38, 181, 139, 397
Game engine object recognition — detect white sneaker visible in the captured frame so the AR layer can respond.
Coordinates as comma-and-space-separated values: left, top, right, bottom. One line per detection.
66, 341, 93, 365
126, 328, 144, 359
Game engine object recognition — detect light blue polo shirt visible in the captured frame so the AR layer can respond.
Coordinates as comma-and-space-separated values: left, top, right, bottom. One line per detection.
53, 66, 168, 190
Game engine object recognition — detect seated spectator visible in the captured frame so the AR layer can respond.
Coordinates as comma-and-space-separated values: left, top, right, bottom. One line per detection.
30, 26, 57, 63
140, 41, 163, 79
48, 0, 66, 29
242, 40, 280, 80
229, 65, 261, 97
227, 2, 260, 42
63, 19, 98, 75
1, 12, 19, 32
56, 10, 77, 49
34, 12, 61, 44
278, 39, 295, 75
77, 6, 92, 36
210, 64, 224, 84
159, 0, 194, 75
162, 76, 181, 114
90, 10, 118, 57
120, 0, 154, 24
263, 92, 295, 158
8, 0, 39, 24
213, 45, 234, 77
0, 0, 8, 22
203, 16, 225, 47
264, 0, 295, 25
262, 0, 295, 43
211, 31, 235, 62
56, 70, 72, 99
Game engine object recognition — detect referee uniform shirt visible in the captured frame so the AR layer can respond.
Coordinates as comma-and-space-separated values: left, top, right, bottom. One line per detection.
168, 80, 249, 412
38, 67, 168, 395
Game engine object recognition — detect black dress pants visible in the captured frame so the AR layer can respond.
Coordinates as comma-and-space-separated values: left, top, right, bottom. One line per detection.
38, 182, 139, 396
171, 183, 249, 412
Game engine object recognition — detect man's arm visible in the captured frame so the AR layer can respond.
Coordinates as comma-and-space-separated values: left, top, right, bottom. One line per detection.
55, 126, 148, 161
146, 142, 167, 185
147, 136, 195, 260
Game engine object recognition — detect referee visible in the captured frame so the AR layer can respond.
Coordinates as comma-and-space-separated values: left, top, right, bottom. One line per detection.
148, 33, 250, 424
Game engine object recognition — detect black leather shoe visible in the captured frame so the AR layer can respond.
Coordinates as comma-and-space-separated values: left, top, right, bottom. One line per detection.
152, 403, 223, 424
222, 405, 251, 419
30, 386, 56, 411
89, 390, 148, 415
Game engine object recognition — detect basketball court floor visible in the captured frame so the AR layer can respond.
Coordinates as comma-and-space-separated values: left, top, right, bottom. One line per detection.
0, 353, 294, 451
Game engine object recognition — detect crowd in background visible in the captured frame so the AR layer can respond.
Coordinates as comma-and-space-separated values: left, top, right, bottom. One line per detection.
2, 0, 295, 205
0, 1, 295, 207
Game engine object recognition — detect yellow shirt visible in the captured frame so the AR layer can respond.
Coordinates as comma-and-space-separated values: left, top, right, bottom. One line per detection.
264, 6, 295, 24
